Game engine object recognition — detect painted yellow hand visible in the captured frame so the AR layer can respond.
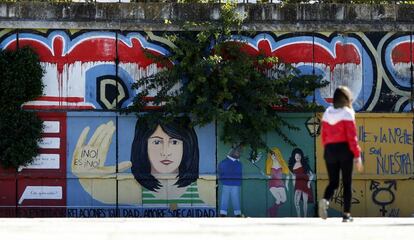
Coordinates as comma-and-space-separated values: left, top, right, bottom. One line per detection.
72, 121, 131, 178
71, 121, 139, 204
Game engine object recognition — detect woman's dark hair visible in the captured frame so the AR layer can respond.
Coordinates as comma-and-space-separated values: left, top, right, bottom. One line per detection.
333, 86, 353, 109
130, 118, 199, 191
288, 148, 311, 174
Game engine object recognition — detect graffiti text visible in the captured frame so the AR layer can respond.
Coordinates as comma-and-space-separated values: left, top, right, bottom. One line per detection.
371, 147, 413, 175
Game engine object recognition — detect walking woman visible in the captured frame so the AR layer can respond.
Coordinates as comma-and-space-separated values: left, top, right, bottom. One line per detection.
319, 86, 364, 222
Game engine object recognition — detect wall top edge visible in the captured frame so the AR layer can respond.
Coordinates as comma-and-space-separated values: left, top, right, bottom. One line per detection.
1, 3, 414, 29
2, 21, 414, 32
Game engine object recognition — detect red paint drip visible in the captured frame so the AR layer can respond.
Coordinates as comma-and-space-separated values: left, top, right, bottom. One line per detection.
275, 44, 360, 70
391, 42, 414, 64
240, 40, 361, 72
6, 35, 170, 109
11, 36, 168, 70
118, 38, 164, 67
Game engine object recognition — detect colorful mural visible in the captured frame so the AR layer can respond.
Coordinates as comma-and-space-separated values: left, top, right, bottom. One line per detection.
217, 113, 317, 217
0, 30, 413, 217
65, 112, 216, 217
316, 113, 414, 217
0, 30, 412, 112
0, 30, 168, 110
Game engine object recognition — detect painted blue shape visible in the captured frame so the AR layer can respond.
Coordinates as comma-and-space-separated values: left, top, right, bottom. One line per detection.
384, 35, 412, 89
85, 64, 136, 109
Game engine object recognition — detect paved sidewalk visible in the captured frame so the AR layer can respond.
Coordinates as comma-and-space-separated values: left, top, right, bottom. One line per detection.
1, 218, 413, 240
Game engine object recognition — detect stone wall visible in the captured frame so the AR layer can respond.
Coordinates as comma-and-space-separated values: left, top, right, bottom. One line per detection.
1, 3, 414, 31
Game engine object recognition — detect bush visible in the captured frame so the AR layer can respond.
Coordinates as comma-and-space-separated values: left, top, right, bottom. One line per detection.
0, 47, 44, 169
0, 111, 44, 168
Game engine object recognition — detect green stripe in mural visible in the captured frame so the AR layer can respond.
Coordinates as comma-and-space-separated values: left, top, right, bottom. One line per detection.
181, 193, 200, 198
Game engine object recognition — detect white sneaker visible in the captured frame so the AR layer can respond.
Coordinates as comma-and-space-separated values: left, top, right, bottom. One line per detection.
318, 199, 329, 219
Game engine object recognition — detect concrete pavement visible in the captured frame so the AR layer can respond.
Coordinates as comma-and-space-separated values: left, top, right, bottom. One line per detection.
0, 217, 413, 240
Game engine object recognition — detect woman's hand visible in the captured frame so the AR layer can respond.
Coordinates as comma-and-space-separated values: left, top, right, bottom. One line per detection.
354, 157, 364, 173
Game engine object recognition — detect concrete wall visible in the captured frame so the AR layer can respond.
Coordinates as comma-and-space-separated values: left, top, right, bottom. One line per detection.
0, 3, 413, 217
2, 2, 414, 31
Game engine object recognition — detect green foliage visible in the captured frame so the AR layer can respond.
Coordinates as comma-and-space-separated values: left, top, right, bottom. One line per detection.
0, 47, 44, 111
128, 1, 328, 153
0, 47, 44, 169
0, 111, 44, 168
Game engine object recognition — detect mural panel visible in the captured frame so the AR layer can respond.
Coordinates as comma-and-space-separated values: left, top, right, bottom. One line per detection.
0, 30, 168, 110
66, 112, 216, 217
1, 30, 413, 113
66, 112, 117, 217
217, 113, 316, 217
1, 30, 414, 217
236, 33, 375, 111
316, 113, 414, 217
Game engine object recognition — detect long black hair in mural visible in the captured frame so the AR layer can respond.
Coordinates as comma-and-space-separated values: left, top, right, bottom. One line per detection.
130, 118, 200, 191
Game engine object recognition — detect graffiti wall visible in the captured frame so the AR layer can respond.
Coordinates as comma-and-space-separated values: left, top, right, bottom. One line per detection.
0, 29, 413, 217
217, 113, 316, 217
316, 113, 414, 217
65, 112, 216, 217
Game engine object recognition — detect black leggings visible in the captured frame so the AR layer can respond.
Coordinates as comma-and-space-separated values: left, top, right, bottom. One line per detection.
323, 142, 354, 213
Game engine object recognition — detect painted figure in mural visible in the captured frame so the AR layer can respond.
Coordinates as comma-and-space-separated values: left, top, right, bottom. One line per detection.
71, 118, 215, 212
265, 147, 290, 217
319, 86, 364, 222
130, 118, 203, 209
288, 148, 314, 217
218, 145, 243, 217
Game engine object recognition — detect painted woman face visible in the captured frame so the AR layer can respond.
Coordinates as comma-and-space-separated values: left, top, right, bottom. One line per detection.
147, 125, 183, 174
295, 153, 301, 162
271, 152, 280, 167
